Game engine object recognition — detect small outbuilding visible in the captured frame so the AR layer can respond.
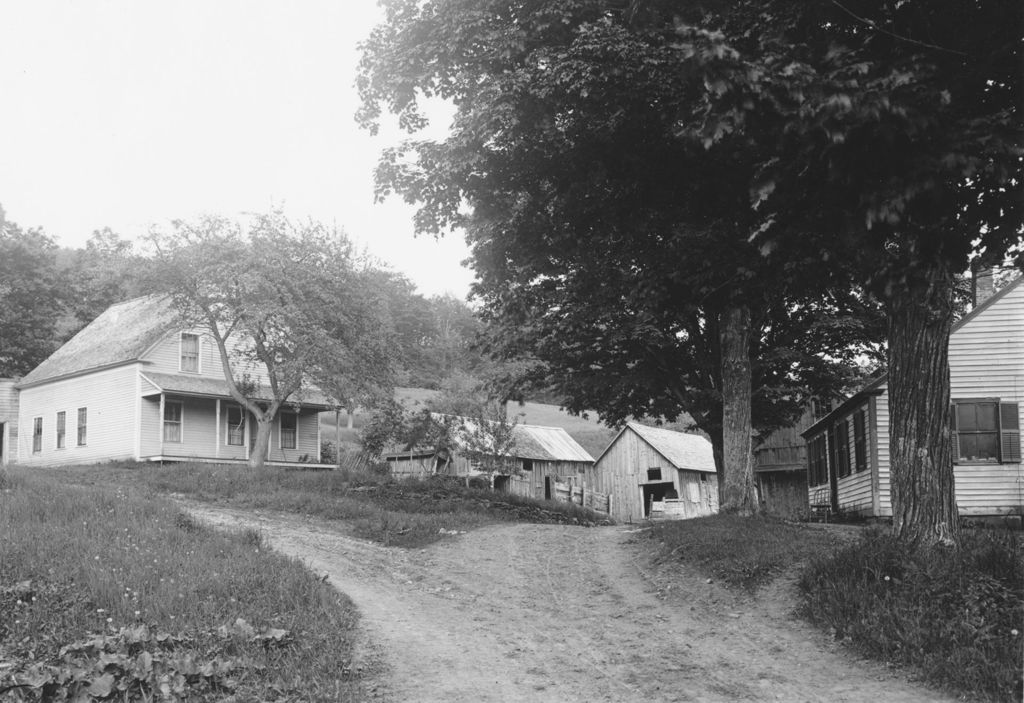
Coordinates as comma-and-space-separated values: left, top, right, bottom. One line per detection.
383, 418, 595, 500
590, 421, 718, 523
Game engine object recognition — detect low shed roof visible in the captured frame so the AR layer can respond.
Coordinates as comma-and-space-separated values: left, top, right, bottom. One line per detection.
141, 371, 333, 409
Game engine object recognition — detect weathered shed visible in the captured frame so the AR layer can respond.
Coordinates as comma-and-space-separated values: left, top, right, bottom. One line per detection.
383, 418, 595, 500
0, 378, 18, 465
590, 422, 718, 522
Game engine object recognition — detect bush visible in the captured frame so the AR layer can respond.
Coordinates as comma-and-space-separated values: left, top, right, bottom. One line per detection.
798, 528, 1023, 702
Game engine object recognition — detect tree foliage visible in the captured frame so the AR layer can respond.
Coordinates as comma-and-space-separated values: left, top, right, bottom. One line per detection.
357, 0, 886, 512
149, 211, 397, 469
0, 218, 64, 377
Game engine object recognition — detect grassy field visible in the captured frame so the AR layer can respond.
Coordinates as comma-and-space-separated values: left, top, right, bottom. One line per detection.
0, 467, 364, 702
321, 387, 620, 459
41, 461, 611, 549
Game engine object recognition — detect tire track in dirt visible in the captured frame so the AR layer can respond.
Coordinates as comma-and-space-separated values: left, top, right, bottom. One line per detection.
181, 502, 954, 703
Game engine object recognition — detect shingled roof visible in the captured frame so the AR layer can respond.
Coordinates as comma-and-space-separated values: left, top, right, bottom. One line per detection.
19, 295, 180, 387
597, 422, 716, 473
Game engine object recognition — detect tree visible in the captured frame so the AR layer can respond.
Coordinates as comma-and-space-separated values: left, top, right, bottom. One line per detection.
674, 1, 1022, 541
149, 211, 396, 469
357, 0, 884, 512
0, 216, 64, 376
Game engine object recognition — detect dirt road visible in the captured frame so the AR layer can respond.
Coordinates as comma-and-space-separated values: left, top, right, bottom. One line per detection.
184, 503, 952, 702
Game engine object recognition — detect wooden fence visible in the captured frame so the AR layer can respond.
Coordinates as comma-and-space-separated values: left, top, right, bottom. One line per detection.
648, 497, 711, 521
551, 479, 611, 515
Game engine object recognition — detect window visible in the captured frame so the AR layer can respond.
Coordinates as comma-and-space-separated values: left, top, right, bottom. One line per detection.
32, 417, 42, 453
807, 435, 828, 487
180, 333, 199, 373
56, 411, 66, 449
163, 401, 183, 443
521, 459, 533, 472
280, 411, 297, 450
833, 420, 851, 479
953, 400, 1020, 463
77, 408, 87, 446
226, 405, 245, 446
647, 467, 662, 481
853, 410, 868, 473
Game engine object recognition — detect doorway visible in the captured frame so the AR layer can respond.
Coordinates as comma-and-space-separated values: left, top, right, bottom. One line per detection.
642, 482, 676, 517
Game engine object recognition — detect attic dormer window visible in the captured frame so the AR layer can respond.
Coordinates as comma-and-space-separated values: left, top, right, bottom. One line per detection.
180, 333, 199, 373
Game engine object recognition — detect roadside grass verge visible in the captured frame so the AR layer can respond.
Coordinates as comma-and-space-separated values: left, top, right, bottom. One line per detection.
0, 467, 363, 702
46, 462, 611, 548
798, 528, 1023, 703
647, 513, 1023, 702
643, 513, 851, 591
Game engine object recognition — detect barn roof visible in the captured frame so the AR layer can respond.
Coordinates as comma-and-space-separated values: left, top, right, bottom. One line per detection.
383, 416, 594, 463
19, 295, 179, 387
511, 424, 594, 462
598, 422, 716, 473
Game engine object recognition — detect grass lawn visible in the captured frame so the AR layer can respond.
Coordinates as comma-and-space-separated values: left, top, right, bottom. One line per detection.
0, 467, 364, 702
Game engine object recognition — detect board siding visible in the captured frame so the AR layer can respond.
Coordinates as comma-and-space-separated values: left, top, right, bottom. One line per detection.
17, 365, 139, 465
592, 427, 717, 523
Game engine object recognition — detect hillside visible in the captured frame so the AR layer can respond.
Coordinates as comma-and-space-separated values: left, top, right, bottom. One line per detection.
320, 387, 619, 459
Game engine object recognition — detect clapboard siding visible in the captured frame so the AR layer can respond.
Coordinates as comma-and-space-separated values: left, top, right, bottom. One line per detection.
809, 276, 1022, 518
143, 331, 264, 382
17, 365, 139, 465
139, 396, 162, 457
0, 379, 18, 420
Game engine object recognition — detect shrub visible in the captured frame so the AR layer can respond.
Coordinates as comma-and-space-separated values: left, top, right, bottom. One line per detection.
798, 528, 1023, 702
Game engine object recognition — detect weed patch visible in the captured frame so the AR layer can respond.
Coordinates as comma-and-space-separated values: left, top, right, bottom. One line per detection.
798, 528, 1023, 702
0, 469, 365, 701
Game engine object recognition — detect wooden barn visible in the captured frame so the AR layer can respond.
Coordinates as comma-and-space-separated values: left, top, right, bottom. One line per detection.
590, 422, 718, 523
383, 418, 595, 500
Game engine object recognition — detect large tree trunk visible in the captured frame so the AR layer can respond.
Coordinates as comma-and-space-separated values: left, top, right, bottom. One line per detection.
719, 305, 758, 514
886, 262, 959, 545
248, 415, 274, 469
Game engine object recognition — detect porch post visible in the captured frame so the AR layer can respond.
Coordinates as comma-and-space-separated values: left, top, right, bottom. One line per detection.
158, 393, 165, 456
215, 399, 221, 459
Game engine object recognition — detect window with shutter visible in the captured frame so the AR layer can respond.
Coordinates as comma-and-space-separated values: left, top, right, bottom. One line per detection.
952, 400, 1020, 464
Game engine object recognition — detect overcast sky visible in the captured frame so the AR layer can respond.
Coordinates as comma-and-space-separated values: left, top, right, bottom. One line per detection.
0, 0, 473, 299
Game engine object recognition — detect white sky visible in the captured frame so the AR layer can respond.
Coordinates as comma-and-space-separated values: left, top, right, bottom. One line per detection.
0, 0, 473, 299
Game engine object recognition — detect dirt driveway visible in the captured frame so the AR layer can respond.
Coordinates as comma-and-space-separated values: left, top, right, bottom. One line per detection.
183, 503, 952, 702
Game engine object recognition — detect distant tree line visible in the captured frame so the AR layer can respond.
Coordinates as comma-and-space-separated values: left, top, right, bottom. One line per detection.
0, 204, 490, 390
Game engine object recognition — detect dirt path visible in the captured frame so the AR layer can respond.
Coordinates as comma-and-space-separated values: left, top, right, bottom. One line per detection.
183, 503, 952, 702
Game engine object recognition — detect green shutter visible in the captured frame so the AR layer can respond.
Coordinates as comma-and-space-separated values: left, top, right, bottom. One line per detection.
1000, 402, 1020, 463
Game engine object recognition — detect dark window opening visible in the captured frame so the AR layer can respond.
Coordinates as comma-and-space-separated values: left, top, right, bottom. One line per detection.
647, 467, 662, 481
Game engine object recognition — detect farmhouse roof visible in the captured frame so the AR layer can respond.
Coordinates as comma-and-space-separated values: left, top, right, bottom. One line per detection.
599, 421, 716, 473
19, 295, 179, 388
